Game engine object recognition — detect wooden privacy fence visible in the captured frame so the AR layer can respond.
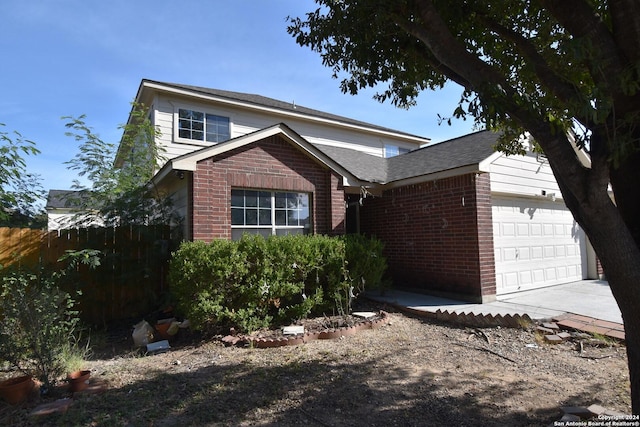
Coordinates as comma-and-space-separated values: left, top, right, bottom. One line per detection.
0, 226, 172, 325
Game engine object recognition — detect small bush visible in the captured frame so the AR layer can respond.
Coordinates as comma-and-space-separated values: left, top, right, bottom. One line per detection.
169, 234, 387, 334
0, 267, 88, 391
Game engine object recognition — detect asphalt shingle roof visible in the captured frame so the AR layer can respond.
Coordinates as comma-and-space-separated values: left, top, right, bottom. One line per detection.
147, 80, 426, 140
46, 190, 94, 209
386, 130, 499, 183
317, 130, 500, 184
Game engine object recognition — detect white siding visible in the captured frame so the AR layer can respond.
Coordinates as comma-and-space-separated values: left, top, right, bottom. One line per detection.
152, 94, 421, 168
486, 152, 560, 199
47, 210, 104, 231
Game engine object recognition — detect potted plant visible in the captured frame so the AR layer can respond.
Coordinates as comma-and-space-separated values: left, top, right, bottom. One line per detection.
0, 267, 88, 394
67, 370, 91, 392
0, 375, 35, 404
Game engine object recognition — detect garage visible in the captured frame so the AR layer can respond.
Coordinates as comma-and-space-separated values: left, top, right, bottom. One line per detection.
492, 195, 587, 296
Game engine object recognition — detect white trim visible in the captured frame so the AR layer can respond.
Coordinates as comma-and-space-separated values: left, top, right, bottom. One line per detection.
171, 101, 234, 147
140, 80, 430, 145
153, 123, 364, 187
380, 165, 485, 191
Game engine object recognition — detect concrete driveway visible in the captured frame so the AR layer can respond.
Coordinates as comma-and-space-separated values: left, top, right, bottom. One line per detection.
367, 279, 622, 325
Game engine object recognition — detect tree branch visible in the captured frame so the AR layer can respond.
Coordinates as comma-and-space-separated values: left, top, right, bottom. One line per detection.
610, 0, 640, 65
539, 0, 630, 103
476, 14, 595, 129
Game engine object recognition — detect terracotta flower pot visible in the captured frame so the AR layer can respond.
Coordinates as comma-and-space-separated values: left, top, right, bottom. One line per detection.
67, 370, 91, 392
155, 322, 171, 340
0, 375, 34, 404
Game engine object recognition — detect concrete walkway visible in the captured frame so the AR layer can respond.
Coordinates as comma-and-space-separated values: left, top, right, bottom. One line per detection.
366, 280, 623, 336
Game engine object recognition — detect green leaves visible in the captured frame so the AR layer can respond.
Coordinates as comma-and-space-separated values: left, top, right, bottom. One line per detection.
62, 103, 175, 227
0, 124, 43, 223
169, 235, 387, 334
0, 267, 85, 390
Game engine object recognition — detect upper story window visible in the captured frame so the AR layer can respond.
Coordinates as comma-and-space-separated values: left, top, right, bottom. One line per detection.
384, 145, 411, 158
178, 108, 230, 143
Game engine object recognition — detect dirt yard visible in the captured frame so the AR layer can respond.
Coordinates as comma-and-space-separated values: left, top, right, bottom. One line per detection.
1, 302, 631, 426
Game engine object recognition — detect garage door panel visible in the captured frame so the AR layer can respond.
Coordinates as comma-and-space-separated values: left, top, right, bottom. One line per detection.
493, 196, 587, 295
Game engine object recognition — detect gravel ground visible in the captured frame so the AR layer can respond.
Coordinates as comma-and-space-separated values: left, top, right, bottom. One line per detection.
1, 303, 631, 426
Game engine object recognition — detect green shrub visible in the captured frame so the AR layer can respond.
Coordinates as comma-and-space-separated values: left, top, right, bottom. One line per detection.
169, 234, 387, 334
343, 234, 388, 294
0, 267, 87, 392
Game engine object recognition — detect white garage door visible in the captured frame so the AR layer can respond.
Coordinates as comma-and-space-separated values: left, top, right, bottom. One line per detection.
492, 196, 587, 296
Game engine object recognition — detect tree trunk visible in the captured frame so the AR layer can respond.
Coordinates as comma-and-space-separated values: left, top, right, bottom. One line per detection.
562, 161, 640, 414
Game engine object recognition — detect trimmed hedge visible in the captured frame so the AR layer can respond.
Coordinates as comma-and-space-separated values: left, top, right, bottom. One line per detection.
169, 234, 386, 333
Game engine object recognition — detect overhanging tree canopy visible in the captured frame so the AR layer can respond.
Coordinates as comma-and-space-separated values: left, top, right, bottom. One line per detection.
289, 0, 640, 413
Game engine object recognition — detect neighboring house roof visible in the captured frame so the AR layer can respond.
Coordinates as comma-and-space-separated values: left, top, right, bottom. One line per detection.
135, 79, 430, 143
46, 190, 79, 209
46, 190, 95, 210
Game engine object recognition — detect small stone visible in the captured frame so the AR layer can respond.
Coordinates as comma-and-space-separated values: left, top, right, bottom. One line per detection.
587, 404, 606, 415
353, 311, 377, 319
222, 335, 241, 346
561, 406, 593, 417
545, 335, 563, 344
557, 332, 572, 341
542, 322, 560, 330
537, 326, 555, 335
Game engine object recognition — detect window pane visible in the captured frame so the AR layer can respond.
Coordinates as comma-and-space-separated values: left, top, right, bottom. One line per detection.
246, 209, 258, 225
259, 209, 271, 225
231, 191, 244, 207
206, 114, 230, 143
276, 228, 303, 236
259, 192, 271, 208
245, 191, 258, 207
288, 210, 299, 226
287, 193, 298, 208
275, 210, 286, 225
178, 129, 191, 139
231, 208, 244, 225
275, 193, 286, 208
192, 131, 204, 140
257, 228, 272, 238
231, 229, 246, 241
299, 206, 310, 225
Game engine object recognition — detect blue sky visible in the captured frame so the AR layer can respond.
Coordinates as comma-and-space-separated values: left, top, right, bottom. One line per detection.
0, 0, 475, 195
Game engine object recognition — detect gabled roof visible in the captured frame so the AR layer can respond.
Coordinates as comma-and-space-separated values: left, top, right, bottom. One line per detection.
153, 123, 365, 187
46, 189, 94, 210
315, 130, 500, 187
136, 79, 430, 144
386, 130, 499, 183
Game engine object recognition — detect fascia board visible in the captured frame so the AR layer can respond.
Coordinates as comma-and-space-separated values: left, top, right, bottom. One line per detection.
152, 124, 365, 187
141, 81, 429, 145
478, 151, 503, 172
379, 165, 483, 191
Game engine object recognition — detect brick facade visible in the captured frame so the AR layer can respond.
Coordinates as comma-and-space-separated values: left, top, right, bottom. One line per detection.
190, 135, 345, 241
359, 173, 496, 302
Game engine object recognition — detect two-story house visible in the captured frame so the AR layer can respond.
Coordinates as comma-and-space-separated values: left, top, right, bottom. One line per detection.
51, 79, 601, 303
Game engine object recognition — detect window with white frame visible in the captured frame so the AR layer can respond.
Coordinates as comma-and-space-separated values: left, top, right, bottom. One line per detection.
383, 144, 411, 158
178, 108, 230, 143
231, 189, 311, 240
